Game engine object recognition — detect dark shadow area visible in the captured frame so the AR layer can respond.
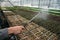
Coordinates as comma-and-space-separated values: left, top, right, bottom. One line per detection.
0, 9, 9, 28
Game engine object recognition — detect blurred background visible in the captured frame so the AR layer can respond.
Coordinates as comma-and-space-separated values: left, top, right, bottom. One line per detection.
0, 0, 60, 39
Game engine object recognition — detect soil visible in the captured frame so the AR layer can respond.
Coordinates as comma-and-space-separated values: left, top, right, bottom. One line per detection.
12, 10, 60, 39
4, 11, 58, 40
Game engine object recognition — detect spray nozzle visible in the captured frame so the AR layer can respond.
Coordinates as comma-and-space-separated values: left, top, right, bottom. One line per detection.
21, 22, 28, 27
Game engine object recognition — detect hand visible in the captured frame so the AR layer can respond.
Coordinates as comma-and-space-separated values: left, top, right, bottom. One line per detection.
8, 26, 24, 34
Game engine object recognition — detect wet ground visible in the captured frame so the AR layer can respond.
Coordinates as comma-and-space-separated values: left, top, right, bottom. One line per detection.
3, 11, 58, 40
3, 8, 60, 39
12, 10, 60, 39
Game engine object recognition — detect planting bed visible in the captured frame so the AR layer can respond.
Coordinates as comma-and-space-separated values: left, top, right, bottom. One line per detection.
4, 6, 60, 39
3, 11, 58, 40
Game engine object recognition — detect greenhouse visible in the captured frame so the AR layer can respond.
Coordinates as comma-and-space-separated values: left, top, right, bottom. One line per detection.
0, 0, 60, 40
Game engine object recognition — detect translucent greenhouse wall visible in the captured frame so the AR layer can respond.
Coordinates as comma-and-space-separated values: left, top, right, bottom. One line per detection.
0, 0, 60, 9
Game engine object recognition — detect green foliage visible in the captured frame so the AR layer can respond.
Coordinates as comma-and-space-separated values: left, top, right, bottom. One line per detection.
49, 9, 60, 12
5, 6, 60, 16
49, 9, 60, 16
5, 6, 40, 12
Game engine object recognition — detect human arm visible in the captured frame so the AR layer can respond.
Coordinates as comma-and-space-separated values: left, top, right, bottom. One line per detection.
0, 26, 24, 40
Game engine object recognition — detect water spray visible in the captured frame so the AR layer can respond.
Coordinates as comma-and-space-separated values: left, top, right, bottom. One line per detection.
5, 0, 49, 40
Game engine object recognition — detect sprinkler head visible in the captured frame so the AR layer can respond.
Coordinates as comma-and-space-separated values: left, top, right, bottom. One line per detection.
21, 22, 28, 28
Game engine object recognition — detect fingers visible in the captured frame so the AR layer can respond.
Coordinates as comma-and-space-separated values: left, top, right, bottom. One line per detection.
13, 26, 24, 34
15, 26, 24, 30
8, 26, 25, 34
